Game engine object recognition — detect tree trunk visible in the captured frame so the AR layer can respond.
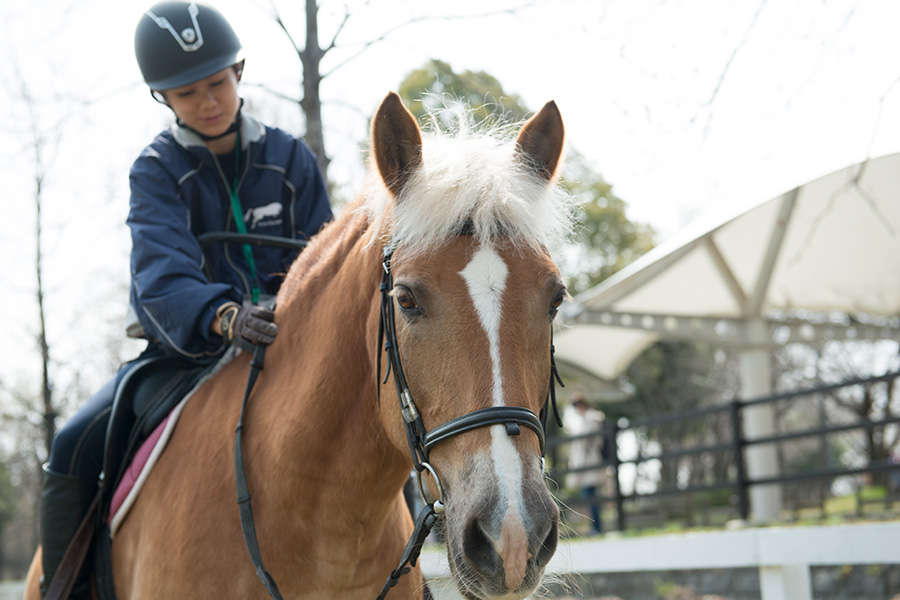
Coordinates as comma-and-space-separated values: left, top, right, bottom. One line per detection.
36, 180, 55, 460
299, 0, 330, 180
27, 105, 55, 461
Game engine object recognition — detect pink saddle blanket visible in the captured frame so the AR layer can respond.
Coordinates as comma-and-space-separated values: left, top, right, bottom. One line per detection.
107, 393, 192, 537
107, 349, 235, 536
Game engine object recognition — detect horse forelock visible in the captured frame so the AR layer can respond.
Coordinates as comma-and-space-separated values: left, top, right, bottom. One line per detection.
361, 121, 577, 260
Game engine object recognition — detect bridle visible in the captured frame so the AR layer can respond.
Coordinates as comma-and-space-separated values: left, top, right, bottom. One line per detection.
233, 237, 564, 600
374, 240, 564, 598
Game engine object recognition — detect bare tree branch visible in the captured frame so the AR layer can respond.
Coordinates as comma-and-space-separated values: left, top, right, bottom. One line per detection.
256, 0, 537, 179
692, 0, 769, 136
322, 2, 357, 55
867, 74, 900, 159
266, 0, 303, 56
321, 3, 536, 79
243, 82, 301, 106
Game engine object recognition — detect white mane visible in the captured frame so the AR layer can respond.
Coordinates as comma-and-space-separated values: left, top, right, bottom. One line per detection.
361, 106, 577, 258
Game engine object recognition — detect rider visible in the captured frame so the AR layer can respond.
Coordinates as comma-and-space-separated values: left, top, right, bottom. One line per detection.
39, 2, 333, 596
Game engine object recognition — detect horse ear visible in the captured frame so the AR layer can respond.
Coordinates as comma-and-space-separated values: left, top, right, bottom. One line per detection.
515, 101, 565, 182
372, 92, 423, 198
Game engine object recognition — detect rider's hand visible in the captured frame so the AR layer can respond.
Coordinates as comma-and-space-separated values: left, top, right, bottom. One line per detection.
219, 303, 279, 348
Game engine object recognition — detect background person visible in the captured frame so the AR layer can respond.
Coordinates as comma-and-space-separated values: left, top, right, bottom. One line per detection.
563, 393, 607, 536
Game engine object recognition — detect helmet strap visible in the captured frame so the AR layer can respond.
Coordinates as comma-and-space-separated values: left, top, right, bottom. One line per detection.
171, 98, 244, 142
150, 88, 168, 104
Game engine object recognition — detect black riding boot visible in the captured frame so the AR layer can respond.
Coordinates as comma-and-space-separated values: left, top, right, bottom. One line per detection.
40, 466, 96, 600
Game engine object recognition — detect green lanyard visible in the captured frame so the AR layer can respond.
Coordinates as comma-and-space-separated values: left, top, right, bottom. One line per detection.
227, 129, 261, 304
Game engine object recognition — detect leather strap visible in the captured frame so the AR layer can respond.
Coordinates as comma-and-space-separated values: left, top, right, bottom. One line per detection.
424, 406, 545, 454
375, 502, 440, 600
44, 492, 101, 600
234, 344, 284, 600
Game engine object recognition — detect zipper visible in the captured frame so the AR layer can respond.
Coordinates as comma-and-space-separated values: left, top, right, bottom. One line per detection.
230, 134, 261, 303
211, 150, 253, 299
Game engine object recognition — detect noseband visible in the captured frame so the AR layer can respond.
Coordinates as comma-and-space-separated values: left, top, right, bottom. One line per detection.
375, 242, 564, 598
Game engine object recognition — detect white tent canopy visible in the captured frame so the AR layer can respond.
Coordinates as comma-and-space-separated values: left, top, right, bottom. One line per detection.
555, 152, 900, 522
557, 152, 900, 382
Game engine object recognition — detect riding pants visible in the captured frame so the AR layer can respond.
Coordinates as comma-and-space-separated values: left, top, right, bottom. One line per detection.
48, 377, 116, 480
47, 343, 164, 479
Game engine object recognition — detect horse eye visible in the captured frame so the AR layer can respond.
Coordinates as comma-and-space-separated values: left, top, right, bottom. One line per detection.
549, 290, 566, 318
395, 288, 419, 312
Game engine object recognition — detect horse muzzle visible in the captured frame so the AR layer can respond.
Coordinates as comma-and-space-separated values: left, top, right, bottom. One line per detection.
442, 448, 559, 600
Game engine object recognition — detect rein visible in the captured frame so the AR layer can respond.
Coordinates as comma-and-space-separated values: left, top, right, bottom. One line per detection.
234, 344, 285, 599
233, 241, 564, 600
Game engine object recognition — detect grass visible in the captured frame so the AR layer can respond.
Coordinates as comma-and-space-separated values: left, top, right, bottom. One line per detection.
559, 485, 900, 540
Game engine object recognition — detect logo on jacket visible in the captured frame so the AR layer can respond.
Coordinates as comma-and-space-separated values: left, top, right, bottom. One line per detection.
244, 202, 283, 229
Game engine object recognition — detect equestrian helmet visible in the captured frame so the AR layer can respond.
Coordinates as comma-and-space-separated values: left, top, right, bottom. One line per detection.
135, 1, 243, 91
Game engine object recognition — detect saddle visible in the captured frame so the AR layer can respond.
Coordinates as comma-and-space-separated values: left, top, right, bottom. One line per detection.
48, 353, 215, 600
103, 354, 214, 501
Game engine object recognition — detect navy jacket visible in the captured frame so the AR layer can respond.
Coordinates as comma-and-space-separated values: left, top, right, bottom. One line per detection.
127, 114, 332, 358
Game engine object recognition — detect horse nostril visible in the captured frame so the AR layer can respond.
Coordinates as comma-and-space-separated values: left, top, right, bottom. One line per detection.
462, 517, 501, 574
535, 515, 559, 569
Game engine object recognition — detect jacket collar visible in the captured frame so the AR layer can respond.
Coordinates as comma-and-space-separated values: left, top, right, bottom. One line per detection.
171, 112, 266, 151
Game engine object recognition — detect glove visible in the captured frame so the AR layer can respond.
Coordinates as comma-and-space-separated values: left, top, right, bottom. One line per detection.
219, 303, 279, 349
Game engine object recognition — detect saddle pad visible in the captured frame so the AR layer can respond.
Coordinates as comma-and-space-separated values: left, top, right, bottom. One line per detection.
108, 392, 190, 536
108, 348, 236, 537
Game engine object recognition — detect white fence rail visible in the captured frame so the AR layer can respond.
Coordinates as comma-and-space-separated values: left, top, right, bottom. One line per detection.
0, 582, 25, 600
421, 521, 900, 599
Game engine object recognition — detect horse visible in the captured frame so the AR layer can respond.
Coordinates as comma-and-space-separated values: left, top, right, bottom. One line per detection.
25, 91, 574, 600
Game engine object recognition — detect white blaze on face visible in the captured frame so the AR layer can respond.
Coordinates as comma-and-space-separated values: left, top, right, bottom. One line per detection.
460, 243, 531, 590
460, 244, 507, 406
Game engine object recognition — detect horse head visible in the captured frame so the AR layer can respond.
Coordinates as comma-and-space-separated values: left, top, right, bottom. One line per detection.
367, 92, 571, 600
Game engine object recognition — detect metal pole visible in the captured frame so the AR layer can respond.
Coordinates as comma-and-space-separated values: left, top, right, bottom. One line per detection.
610, 421, 626, 532
740, 339, 784, 523
730, 398, 749, 521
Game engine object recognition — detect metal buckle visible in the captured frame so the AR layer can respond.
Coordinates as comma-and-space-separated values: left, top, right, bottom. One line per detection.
416, 462, 446, 513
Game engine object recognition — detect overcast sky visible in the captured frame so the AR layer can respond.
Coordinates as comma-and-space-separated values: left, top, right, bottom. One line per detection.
3, 0, 899, 397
